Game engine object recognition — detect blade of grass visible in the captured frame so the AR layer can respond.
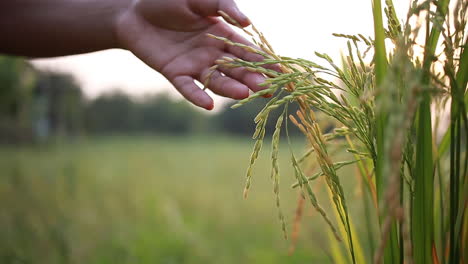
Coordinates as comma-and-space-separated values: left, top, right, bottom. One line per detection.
437, 15, 468, 157
372, 0, 400, 263
448, 13, 467, 264
325, 185, 366, 264
413, 88, 435, 264
413, 1, 450, 264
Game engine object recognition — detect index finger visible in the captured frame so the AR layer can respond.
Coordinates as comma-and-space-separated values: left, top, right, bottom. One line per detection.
188, 0, 250, 27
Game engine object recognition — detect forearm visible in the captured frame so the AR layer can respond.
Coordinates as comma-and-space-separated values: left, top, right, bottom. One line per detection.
0, 0, 131, 57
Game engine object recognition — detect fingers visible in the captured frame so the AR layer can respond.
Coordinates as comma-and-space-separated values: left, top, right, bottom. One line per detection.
219, 30, 265, 63
172, 76, 214, 110
217, 63, 266, 93
202, 69, 249, 99
217, 66, 273, 98
218, 0, 250, 27
172, 70, 252, 111
189, 0, 250, 27
225, 43, 283, 75
218, 29, 282, 74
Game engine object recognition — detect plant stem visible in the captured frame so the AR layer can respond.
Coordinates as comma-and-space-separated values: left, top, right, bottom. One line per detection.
413, 1, 449, 263
448, 15, 467, 264
372, 0, 400, 263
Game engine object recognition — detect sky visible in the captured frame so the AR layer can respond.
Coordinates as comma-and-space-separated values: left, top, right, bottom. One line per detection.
31, 0, 411, 104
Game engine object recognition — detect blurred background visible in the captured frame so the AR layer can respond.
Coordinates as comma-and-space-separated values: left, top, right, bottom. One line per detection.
1, 1, 410, 263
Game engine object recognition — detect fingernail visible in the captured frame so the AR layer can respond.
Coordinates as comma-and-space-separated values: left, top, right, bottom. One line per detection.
255, 75, 267, 87
205, 102, 214, 111
233, 6, 250, 25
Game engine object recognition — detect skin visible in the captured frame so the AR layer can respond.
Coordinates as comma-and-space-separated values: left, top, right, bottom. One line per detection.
0, 0, 267, 110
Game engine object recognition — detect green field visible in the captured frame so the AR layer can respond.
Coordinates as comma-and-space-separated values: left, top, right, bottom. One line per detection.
0, 136, 351, 264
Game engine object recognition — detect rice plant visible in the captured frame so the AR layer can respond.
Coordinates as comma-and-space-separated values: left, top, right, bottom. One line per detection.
211, 1, 467, 263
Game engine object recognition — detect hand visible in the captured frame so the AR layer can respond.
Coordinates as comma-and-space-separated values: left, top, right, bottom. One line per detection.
115, 0, 267, 110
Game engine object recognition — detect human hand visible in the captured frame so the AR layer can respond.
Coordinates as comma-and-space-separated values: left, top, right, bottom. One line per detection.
116, 0, 267, 110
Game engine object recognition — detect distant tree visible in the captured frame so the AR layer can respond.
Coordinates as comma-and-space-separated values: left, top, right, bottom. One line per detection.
215, 97, 303, 137
35, 71, 84, 139
85, 91, 136, 134
0, 56, 36, 143
85, 92, 208, 135
135, 93, 207, 134
0, 56, 85, 143
215, 98, 267, 136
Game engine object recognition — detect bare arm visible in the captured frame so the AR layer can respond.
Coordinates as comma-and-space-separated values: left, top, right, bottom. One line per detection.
0, 0, 129, 57
0, 0, 267, 110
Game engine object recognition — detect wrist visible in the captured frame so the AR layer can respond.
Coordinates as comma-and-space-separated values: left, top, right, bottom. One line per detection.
112, 0, 140, 51
110, 0, 135, 50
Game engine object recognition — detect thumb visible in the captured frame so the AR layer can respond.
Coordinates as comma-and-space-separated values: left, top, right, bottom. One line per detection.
189, 0, 250, 27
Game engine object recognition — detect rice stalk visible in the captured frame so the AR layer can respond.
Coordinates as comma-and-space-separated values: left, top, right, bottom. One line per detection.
212, 4, 466, 262
271, 111, 287, 239
288, 192, 305, 255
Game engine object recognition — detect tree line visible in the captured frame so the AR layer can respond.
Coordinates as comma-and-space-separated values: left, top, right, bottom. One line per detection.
0, 56, 303, 144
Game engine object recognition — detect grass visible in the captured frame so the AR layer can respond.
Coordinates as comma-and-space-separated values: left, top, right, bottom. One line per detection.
0, 136, 355, 264
371, 1, 400, 263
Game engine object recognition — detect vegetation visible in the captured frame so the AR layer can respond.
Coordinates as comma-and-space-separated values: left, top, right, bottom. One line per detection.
0, 61, 84, 143
211, 1, 467, 263
0, 56, 303, 143
0, 56, 36, 142
0, 0, 466, 263
0, 136, 332, 264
